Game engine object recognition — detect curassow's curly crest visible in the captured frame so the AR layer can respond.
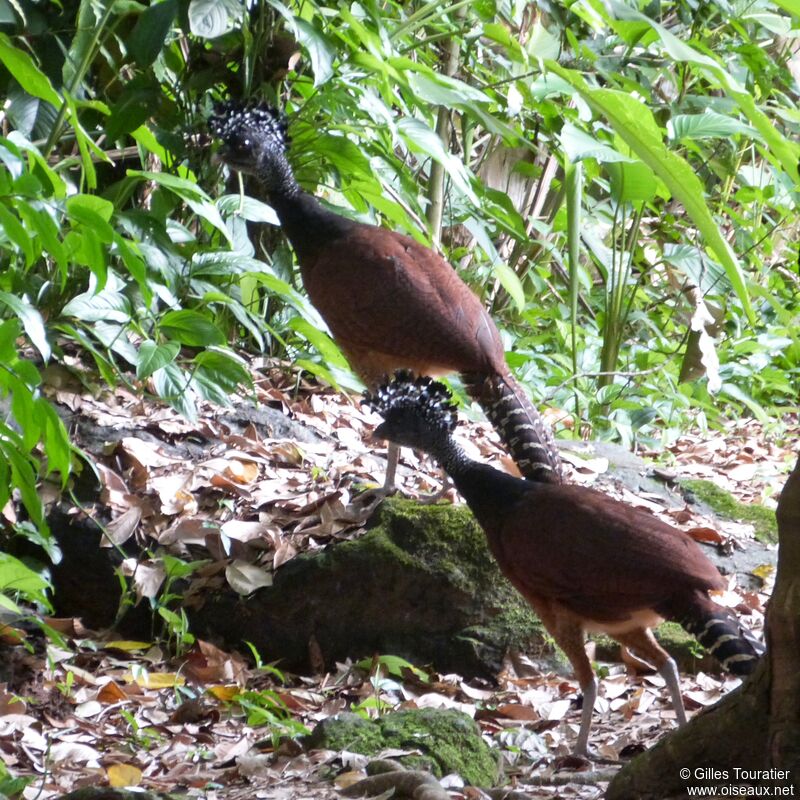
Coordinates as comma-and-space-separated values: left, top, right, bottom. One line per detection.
362, 371, 460, 477
364, 370, 458, 435
209, 102, 289, 175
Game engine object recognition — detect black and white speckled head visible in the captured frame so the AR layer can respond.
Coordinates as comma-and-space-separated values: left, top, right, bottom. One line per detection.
209, 102, 294, 191
364, 370, 458, 453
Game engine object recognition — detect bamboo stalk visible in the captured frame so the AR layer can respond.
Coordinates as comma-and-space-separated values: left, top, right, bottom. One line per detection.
565, 157, 583, 427
425, 6, 467, 246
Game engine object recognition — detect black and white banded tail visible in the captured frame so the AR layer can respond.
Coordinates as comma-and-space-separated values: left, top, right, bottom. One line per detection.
673, 592, 762, 676
464, 372, 562, 484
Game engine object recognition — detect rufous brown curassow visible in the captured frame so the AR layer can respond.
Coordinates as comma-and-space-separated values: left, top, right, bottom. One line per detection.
209, 102, 561, 496
365, 371, 763, 756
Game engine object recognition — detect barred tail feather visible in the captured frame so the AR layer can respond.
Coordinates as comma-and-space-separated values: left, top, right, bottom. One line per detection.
673, 593, 762, 676
464, 371, 562, 484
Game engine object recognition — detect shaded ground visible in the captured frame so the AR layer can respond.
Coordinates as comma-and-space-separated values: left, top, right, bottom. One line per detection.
2, 363, 795, 799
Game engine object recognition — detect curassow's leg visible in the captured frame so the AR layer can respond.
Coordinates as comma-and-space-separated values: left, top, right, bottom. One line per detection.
615, 628, 687, 725
347, 442, 400, 521
535, 603, 598, 758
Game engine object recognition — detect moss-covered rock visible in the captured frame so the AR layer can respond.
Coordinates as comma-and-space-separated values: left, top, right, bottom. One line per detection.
193, 498, 546, 678
305, 709, 498, 786
682, 478, 777, 543
305, 712, 384, 754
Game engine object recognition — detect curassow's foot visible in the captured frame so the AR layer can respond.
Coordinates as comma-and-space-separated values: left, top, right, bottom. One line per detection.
344, 441, 401, 523
412, 475, 455, 505
346, 484, 398, 523
346, 478, 453, 523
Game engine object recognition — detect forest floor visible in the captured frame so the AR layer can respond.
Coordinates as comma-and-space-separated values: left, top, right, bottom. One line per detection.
3, 364, 796, 799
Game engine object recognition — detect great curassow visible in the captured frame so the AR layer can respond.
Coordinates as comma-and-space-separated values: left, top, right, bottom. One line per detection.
209, 102, 561, 500
365, 372, 762, 756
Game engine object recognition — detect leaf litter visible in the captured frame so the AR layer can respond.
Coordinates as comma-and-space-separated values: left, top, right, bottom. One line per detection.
3, 362, 796, 799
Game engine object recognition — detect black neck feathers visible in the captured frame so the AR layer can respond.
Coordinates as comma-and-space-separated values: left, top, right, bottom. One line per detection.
267, 191, 352, 262
253, 149, 354, 263
435, 441, 533, 531
256, 150, 301, 199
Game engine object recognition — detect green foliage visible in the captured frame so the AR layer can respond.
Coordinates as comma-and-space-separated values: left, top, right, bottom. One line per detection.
351, 655, 430, 715
0, 314, 70, 608
0, 552, 52, 614
233, 688, 310, 737
0, 758, 32, 798
188, 0, 798, 440
355, 653, 430, 682
231, 649, 308, 736
119, 707, 167, 751
0, 0, 796, 587
147, 554, 206, 655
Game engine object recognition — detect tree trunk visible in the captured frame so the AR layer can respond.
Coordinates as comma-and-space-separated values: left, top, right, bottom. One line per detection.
768, 451, 800, 770
606, 456, 800, 799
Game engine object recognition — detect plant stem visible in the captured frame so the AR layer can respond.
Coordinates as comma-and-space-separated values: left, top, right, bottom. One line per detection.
43, 0, 117, 159
425, 5, 466, 245
565, 157, 583, 429
391, 0, 473, 41
599, 201, 623, 388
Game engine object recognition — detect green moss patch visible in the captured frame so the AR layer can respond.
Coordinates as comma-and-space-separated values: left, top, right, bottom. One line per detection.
305, 709, 498, 786
681, 479, 777, 543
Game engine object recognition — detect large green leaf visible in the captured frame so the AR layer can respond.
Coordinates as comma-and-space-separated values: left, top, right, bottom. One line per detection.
39, 400, 73, 485
0, 34, 60, 105
560, 122, 635, 164
4, 442, 43, 526
397, 118, 477, 203
188, 0, 239, 38
493, 262, 526, 313
0, 552, 51, 611
152, 362, 196, 419
769, 0, 800, 14
607, 161, 657, 204
401, 67, 492, 107
669, 112, 758, 141
288, 317, 348, 368
106, 78, 161, 140
137, 340, 181, 379
295, 19, 335, 86
129, 0, 177, 65
193, 349, 250, 404
0, 201, 34, 265
193, 349, 250, 392
62, 285, 132, 324
0, 291, 50, 360
160, 310, 226, 347
217, 195, 280, 225
127, 170, 230, 241
544, 61, 753, 322
7, 132, 67, 197
67, 195, 115, 241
